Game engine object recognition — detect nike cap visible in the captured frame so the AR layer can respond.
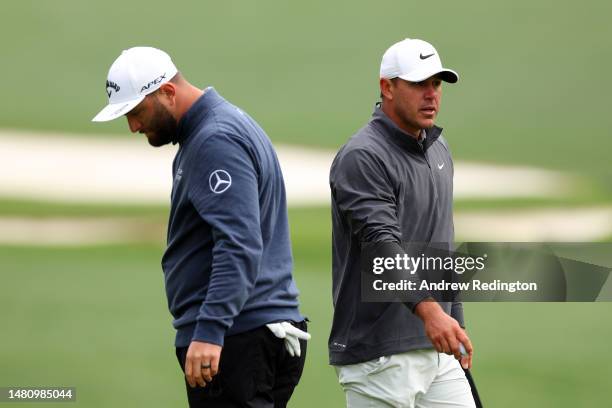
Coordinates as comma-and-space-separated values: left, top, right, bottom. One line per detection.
380, 38, 458, 83
92, 47, 178, 122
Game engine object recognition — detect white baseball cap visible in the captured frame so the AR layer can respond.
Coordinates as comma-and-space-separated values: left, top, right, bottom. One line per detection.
92, 47, 178, 122
380, 38, 458, 83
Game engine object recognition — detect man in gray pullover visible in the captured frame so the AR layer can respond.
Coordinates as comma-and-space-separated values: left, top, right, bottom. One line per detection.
329, 38, 477, 407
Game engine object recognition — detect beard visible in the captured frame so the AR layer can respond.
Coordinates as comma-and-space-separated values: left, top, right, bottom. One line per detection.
145, 99, 178, 147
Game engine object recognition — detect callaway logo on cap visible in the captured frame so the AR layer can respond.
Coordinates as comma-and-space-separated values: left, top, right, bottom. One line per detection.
92, 47, 178, 122
380, 38, 459, 83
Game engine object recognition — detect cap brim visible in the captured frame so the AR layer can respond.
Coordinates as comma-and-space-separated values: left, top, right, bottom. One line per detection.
91, 96, 145, 122
398, 68, 459, 84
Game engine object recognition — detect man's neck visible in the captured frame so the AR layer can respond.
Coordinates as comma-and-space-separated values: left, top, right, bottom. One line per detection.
175, 85, 205, 122
380, 102, 422, 140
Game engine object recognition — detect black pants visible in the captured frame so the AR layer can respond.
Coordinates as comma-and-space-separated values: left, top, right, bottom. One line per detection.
176, 321, 307, 408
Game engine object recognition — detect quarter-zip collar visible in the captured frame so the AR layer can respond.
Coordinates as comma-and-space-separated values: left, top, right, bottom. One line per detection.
173, 87, 224, 145
369, 103, 442, 153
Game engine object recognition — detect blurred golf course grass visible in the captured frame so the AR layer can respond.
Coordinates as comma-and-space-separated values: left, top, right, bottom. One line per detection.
1, 0, 612, 406
2, 0, 612, 182
1, 207, 612, 407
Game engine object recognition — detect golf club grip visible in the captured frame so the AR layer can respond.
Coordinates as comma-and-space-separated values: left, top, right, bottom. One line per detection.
463, 369, 483, 407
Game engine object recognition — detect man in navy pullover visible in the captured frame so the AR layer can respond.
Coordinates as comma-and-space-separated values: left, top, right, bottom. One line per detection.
93, 47, 309, 408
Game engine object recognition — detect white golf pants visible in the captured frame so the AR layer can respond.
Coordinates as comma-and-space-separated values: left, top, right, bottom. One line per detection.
335, 349, 476, 408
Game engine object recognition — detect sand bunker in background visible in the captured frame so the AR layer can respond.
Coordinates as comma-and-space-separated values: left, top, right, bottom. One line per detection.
0, 130, 572, 206
1, 130, 607, 244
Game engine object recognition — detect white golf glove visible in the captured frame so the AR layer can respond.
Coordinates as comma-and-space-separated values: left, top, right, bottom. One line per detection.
266, 322, 311, 357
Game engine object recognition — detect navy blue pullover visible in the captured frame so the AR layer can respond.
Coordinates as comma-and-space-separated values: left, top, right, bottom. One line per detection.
162, 88, 303, 347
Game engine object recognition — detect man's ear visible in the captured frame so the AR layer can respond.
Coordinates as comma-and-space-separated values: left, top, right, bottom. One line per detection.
380, 78, 394, 101
157, 82, 177, 105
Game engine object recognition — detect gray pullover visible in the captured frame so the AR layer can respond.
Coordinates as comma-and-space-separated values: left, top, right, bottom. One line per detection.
328, 105, 464, 365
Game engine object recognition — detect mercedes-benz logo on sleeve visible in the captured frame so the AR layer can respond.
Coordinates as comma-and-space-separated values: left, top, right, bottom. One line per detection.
209, 169, 232, 194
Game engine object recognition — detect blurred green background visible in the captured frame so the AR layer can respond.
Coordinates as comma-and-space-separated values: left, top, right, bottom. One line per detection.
1, 0, 611, 407
2, 0, 611, 181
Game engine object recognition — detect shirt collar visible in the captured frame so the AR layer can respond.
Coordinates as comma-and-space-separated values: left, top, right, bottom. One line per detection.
369, 103, 442, 153
174, 87, 224, 145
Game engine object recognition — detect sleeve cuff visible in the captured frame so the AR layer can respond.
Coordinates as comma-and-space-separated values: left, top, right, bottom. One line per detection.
405, 293, 434, 313
451, 302, 465, 328
192, 320, 227, 347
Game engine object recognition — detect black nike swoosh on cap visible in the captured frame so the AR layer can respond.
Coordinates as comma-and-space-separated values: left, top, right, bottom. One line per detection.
420, 53, 435, 60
